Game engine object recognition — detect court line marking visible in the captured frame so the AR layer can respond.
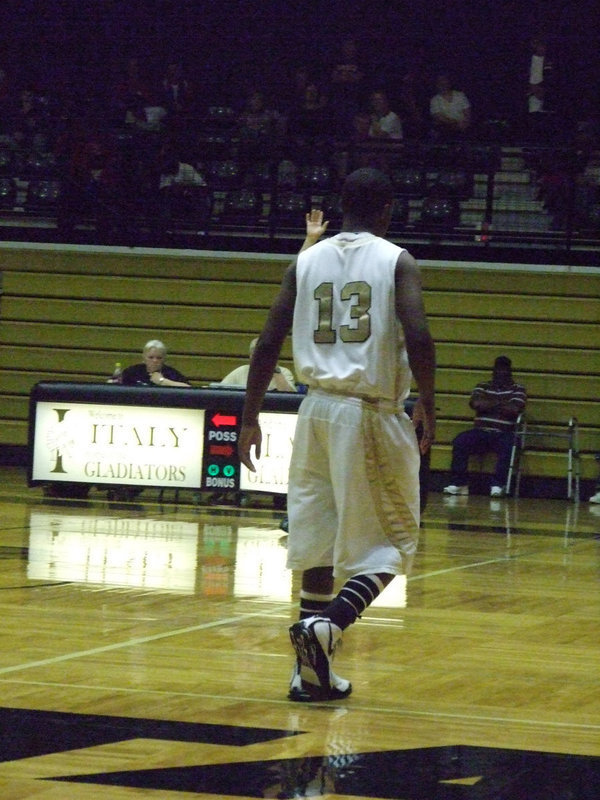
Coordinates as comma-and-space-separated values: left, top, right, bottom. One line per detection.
2, 576, 598, 737
409, 555, 515, 581
0, 608, 288, 676
2, 677, 599, 734
0, 548, 589, 676
0, 551, 570, 675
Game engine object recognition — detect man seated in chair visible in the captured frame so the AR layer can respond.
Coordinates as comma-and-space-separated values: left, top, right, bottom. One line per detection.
444, 356, 527, 497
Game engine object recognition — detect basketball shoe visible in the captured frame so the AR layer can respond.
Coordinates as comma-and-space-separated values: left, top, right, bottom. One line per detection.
288, 659, 352, 702
288, 616, 351, 701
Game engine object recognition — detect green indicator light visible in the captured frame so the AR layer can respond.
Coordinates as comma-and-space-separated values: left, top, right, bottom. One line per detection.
223, 464, 235, 477
207, 464, 220, 476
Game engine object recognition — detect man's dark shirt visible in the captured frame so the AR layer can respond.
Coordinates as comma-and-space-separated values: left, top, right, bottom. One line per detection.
121, 363, 188, 386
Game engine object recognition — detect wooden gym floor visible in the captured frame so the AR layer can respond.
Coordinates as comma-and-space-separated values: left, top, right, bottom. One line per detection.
0, 466, 599, 799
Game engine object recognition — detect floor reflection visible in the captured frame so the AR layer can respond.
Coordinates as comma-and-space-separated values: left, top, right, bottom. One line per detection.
26, 509, 408, 607
27, 510, 201, 592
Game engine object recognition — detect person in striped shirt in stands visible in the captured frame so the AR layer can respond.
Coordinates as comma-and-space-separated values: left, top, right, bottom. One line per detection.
443, 356, 527, 498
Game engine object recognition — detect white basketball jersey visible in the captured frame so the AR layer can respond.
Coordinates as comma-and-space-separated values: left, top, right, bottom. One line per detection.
293, 232, 412, 404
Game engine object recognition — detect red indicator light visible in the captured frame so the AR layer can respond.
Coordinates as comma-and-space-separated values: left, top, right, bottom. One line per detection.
209, 444, 235, 456
212, 412, 237, 427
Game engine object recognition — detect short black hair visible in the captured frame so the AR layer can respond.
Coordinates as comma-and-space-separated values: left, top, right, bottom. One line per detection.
341, 167, 393, 221
494, 355, 512, 369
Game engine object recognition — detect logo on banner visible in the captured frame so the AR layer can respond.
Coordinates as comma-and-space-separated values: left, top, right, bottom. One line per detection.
46, 408, 76, 474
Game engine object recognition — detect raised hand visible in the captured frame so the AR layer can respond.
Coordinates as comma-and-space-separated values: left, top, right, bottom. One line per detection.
305, 208, 329, 240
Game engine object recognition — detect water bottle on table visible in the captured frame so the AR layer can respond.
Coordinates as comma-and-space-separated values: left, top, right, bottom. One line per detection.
107, 362, 123, 384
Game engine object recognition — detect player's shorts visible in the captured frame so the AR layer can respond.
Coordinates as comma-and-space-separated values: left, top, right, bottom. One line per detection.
286, 389, 421, 579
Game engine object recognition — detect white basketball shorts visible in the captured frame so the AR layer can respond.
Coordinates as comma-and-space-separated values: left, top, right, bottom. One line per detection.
286, 390, 421, 579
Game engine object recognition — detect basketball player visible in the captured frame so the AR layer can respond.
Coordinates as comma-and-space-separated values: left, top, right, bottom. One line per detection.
238, 168, 436, 701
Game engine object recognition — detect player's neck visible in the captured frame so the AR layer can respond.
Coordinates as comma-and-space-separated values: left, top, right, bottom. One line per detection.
341, 217, 377, 236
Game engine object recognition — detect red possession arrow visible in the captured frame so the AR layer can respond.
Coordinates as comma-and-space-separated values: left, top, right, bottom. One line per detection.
210, 444, 234, 456
212, 412, 237, 427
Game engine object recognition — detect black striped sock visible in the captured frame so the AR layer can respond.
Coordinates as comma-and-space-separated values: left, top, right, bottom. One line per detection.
299, 590, 335, 620
323, 573, 390, 630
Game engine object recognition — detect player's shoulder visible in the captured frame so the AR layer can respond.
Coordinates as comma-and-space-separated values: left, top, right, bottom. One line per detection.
393, 245, 419, 277
296, 237, 328, 265
395, 245, 415, 264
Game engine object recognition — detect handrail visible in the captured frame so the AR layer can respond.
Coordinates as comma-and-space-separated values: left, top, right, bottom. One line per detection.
507, 413, 580, 501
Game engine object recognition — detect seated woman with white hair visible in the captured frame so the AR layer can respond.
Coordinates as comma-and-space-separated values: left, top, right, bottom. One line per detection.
121, 339, 191, 387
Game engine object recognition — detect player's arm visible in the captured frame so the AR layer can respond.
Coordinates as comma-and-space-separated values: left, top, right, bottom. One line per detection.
238, 263, 297, 471
394, 250, 436, 453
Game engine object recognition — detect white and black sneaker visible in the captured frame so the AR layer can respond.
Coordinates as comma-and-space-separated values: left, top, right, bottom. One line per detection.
288, 659, 351, 702
288, 616, 351, 701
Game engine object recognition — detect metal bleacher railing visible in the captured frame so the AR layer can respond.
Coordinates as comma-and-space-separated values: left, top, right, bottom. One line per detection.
0, 117, 599, 258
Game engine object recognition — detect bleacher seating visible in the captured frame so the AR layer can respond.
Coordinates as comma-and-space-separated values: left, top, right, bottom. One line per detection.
0, 244, 597, 499
0, 127, 597, 252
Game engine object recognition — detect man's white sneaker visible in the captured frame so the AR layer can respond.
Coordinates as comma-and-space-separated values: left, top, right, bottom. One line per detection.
490, 486, 506, 497
289, 616, 348, 699
288, 659, 351, 702
443, 485, 469, 496
589, 491, 600, 504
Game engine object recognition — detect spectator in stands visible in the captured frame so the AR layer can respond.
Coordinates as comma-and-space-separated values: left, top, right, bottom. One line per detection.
237, 89, 283, 161
151, 141, 208, 242
330, 36, 366, 92
343, 110, 389, 172
368, 90, 403, 140
56, 122, 129, 241
135, 92, 169, 132
221, 337, 296, 392
111, 56, 153, 126
158, 142, 206, 190
158, 61, 194, 118
429, 73, 471, 139
536, 141, 593, 230
525, 33, 558, 143
10, 87, 48, 151
397, 71, 428, 140
351, 110, 372, 144
443, 356, 526, 497
329, 37, 368, 137
285, 81, 331, 150
121, 339, 191, 387
527, 34, 554, 115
